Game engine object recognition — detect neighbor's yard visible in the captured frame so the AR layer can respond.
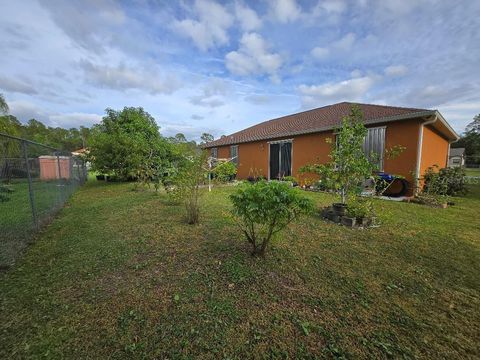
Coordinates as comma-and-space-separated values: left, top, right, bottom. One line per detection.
1, 181, 479, 359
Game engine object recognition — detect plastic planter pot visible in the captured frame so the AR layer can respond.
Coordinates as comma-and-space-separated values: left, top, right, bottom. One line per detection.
341, 217, 356, 227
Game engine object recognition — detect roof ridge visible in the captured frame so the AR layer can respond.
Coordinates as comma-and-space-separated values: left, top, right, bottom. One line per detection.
343, 101, 431, 112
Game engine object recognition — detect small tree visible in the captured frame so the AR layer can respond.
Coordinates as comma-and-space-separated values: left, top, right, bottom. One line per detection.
230, 181, 313, 256
88, 107, 172, 182
170, 150, 209, 224
300, 105, 374, 204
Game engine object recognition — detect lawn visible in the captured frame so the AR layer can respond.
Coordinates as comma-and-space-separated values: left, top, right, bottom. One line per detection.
465, 167, 480, 177
1, 181, 479, 359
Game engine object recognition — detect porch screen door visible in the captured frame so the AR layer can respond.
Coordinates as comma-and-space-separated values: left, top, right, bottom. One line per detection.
269, 143, 280, 179
269, 141, 292, 179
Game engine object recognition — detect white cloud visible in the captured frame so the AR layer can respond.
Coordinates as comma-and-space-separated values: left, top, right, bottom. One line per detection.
189, 78, 229, 108
235, 2, 262, 31
49, 113, 102, 128
317, 0, 347, 14
79, 60, 180, 94
173, 0, 234, 51
9, 100, 102, 128
384, 64, 408, 77
268, 0, 302, 23
333, 32, 356, 51
298, 75, 377, 107
225, 32, 282, 81
351, 69, 363, 78
0, 75, 38, 95
311, 32, 356, 61
311, 46, 330, 60
39, 0, 125, 53
244, 94, 271, 105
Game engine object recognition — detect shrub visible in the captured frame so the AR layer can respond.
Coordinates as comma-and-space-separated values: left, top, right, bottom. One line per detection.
346, 197, 374, 220
230, 180, 314, 256
281, 176, 298, 186
212, 161, 237, 183
169, 150, 209, 224
423, 165, 467, 196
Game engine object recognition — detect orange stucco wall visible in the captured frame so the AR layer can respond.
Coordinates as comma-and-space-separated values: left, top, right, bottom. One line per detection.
212, 118, 426, 192
419, 125, 449, 176
382, 118, 421, 187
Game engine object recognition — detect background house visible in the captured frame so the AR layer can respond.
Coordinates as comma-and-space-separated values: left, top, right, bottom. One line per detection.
204, 102, 459, 193
448, 148, 465, 167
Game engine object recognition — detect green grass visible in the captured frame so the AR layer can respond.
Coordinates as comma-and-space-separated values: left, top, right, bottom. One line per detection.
465, 167, 480, 177
0, 179, 81, 267
1, 181, 479, 359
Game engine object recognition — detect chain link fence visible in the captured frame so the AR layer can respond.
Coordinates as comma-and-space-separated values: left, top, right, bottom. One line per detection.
0, 133, 87, 268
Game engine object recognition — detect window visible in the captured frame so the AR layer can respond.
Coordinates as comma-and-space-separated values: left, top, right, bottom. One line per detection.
230, 145, 238, 166
211, 148, 218, 159
362, 127, 386, 171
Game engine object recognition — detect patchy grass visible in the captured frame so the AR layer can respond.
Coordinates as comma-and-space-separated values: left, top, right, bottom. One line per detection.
1, 180, 479, 359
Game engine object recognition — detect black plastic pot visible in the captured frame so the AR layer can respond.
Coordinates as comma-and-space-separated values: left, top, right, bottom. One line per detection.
341, 217, 356, 227
332, 203, 347, 216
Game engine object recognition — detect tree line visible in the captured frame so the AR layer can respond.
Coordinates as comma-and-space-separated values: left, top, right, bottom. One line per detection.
452, 114, 480, 166
0, 93, 214, 152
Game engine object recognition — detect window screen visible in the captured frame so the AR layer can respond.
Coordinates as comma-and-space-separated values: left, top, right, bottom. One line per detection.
363, 127, 386, 171
211, 148, 218, 159
230, 145, 238, 166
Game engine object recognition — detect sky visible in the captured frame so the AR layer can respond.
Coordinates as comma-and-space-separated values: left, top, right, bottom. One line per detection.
0, 0, 479, 140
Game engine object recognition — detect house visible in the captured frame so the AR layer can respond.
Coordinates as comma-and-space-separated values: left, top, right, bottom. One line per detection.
204, 102, 459, 193
448, 147, 465, 167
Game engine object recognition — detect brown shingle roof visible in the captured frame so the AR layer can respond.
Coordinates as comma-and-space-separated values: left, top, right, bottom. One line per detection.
204, 102, 434, 148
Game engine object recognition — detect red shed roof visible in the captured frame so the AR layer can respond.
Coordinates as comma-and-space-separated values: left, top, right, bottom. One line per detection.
204, 102, 436, 148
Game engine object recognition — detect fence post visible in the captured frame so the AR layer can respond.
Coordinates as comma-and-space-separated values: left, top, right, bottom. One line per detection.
56, 152, 65, 203
22, 140, 38, 229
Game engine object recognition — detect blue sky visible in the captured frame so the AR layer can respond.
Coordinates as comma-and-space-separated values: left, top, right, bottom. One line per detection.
0, 0, 479, 140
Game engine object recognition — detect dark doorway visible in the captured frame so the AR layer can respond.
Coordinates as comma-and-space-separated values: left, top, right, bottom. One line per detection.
269, 141, 292, 180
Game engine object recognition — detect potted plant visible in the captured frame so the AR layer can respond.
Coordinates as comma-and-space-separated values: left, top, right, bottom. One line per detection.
346, 197, 374, 227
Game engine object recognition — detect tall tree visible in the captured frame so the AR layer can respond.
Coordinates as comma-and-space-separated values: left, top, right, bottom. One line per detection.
200, 132, 214, 144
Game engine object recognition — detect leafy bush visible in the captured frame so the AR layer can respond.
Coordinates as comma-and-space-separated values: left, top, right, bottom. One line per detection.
282, 176, 298, 186
212, 161, 237, 183
346, 197, 374, 220
230, 180, 314, 256
169, 150, 208, 224
423, 165, 467, 196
